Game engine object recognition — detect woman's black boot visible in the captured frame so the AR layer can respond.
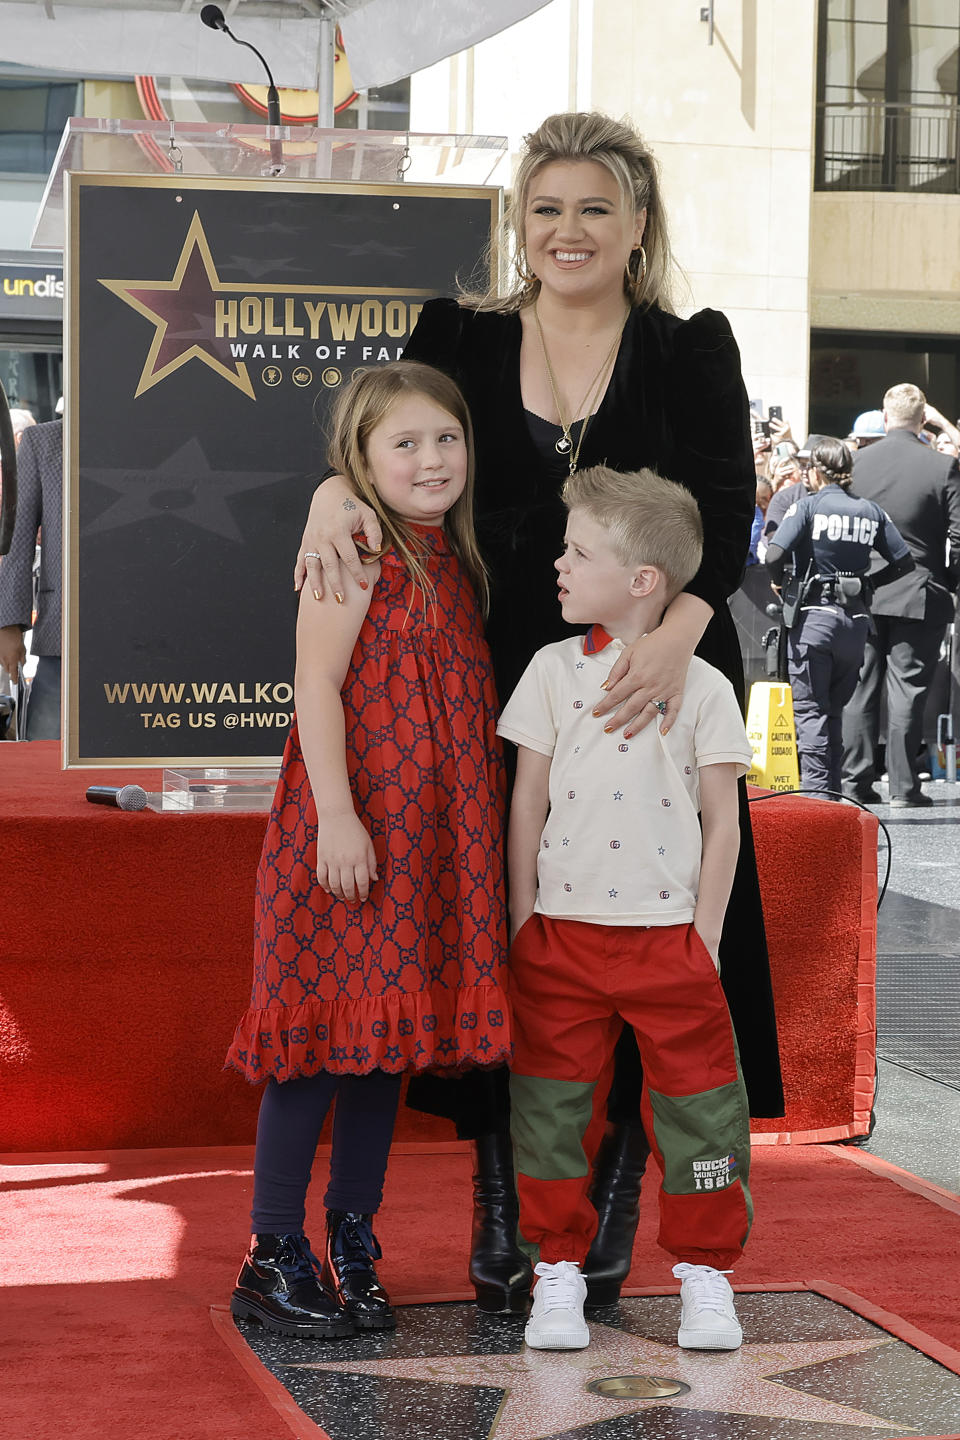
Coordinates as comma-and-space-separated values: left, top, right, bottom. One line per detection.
468, 1131, 533, 1315
321, 1211, 396, 1330
582, 1123, 651, 1308
230, 1232, 355, 1338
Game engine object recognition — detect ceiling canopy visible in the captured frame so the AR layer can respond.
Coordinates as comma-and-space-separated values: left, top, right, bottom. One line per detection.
0, 0, 550, 91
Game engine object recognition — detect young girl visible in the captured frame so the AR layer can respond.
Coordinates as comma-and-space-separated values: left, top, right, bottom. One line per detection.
226, 362, 510, 1340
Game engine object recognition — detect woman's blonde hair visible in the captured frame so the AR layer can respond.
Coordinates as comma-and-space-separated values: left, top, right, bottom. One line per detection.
464, 111, 676, 315
327, 361, 489, 613
562, 464, 703, 601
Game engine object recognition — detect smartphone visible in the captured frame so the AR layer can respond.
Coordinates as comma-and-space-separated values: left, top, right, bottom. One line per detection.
768, 405, 783, 423
752, 417, 771, 439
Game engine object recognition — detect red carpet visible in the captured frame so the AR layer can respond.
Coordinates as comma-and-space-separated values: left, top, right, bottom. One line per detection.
3, 1140, 959, 1440
3, 743, 879, 1150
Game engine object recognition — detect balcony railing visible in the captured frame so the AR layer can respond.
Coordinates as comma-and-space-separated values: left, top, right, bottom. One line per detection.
816, 100, 960, 193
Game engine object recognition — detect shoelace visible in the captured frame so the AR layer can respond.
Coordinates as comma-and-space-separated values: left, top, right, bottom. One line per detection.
275, 1233, 324, 1285
332, 1214, 382, 1274
533, 1260, 582, 1313
673, 1263, 734, 1314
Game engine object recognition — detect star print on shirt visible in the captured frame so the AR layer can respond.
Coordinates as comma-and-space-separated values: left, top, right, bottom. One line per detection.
562, 837, 570, 846
658, 847, 666, 855
608, 889, 618, 898
613, 790, 623, 800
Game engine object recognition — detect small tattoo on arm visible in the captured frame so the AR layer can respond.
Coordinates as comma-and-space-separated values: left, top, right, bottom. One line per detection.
342, 499, 357, 512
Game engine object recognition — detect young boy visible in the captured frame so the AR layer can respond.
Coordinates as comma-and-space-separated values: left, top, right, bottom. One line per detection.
497, 464, 754, 1354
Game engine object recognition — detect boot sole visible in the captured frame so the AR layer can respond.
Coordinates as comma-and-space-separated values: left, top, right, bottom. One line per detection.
584, 1281, 623, 1309
474, 1284, 531, 1316
230, 1294, 354, 1339
350, 1309, 397, 1331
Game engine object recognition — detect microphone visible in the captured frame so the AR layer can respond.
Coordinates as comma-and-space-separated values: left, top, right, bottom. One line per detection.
200, 3, 282, 128
85, 784, 148, 811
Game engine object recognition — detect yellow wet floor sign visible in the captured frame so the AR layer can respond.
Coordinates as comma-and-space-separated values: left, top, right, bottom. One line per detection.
746, 682, 800, 790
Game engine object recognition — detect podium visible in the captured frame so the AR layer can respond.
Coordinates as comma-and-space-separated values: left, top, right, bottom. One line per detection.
33, 119, 506, 769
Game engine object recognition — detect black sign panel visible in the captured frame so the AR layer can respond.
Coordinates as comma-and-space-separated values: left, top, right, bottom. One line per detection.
0, 261, 64, 320
65, 175, 497, 765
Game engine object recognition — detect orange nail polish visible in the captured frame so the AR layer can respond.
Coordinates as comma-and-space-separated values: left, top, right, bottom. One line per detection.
334, 591, 344, 605
312, 589, 321, 601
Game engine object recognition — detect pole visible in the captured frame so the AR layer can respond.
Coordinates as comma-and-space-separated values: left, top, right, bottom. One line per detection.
317, 11, 336, 129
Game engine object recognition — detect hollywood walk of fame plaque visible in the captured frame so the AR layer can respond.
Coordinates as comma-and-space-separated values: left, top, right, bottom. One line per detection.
221, 1291, 960, 1440
65, 172, 498, 765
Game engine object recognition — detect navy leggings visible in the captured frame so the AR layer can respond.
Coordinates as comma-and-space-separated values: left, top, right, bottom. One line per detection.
251, 1070, 403, 1232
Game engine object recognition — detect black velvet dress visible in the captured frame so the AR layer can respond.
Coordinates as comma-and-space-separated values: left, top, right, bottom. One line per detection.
403, 298, 785, 1122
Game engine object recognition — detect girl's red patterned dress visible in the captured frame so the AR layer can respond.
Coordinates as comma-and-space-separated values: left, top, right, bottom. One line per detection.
226, 528, 510, 1082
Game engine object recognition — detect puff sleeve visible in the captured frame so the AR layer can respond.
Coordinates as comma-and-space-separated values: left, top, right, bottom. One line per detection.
401, 296, 468, 380
666, 309, 755, 614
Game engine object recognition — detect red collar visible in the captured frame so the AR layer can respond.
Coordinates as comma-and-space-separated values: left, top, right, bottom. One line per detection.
583, 624, 615, 655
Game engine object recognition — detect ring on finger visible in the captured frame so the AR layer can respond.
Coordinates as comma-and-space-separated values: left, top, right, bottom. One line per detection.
652, 699, 668, 716
304, 551, 322, 559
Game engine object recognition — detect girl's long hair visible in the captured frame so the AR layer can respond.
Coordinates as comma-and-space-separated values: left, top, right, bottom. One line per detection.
327, 361, 489, 613
462, 110, 677, 315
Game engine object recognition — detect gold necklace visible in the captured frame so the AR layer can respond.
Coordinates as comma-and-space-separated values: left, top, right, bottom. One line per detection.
533, 303, 629, 475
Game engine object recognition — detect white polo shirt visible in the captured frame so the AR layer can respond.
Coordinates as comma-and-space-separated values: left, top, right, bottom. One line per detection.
497, 625, 753, 926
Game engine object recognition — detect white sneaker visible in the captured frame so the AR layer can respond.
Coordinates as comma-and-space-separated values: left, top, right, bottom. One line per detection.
524, 1261, 589, 1350
673, 1263, 742, 1349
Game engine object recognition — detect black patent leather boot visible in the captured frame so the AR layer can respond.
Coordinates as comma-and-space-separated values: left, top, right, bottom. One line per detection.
230, 1232, 355, 1338
321, 1211, 396, 1331
582, 1123, 651, 1308
468, 1132, 534, 1315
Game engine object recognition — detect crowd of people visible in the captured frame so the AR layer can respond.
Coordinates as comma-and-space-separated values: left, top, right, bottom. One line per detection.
750, 386, 960, 805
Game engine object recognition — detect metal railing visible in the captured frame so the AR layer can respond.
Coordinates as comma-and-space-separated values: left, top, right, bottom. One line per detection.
816, 100, 960, 193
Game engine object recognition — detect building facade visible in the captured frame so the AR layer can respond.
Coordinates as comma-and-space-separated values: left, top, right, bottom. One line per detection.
2, 1, 958, 437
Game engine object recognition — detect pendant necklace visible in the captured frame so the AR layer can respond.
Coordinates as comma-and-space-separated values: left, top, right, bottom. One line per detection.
533, 303, 629, 475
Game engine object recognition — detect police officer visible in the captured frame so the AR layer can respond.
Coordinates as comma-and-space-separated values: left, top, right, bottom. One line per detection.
764, 438, 913, 798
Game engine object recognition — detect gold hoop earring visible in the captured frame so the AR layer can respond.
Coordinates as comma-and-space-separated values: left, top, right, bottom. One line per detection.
515, 250, 537, 287
638, 245, 647, 287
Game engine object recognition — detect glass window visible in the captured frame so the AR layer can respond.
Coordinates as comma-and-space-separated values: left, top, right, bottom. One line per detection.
810, 330, 960, 438
817, 0, 960, 190
0, 345, 62, 424
0, 77, 80, 175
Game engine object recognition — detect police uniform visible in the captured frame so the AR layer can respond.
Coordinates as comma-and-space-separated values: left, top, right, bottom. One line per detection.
765, 484, 912, 797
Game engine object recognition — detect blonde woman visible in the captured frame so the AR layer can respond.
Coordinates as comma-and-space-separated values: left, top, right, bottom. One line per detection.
295, 111, 784, 1315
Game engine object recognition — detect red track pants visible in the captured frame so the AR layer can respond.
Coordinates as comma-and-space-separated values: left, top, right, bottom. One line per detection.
508, 914, 753, 1269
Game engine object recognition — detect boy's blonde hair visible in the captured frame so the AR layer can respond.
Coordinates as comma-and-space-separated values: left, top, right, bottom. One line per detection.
327, 361, 488, 613
562, 464, 703, 601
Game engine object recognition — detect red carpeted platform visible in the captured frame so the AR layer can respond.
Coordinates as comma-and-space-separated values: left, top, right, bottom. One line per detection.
1, 742, 878, 1149
3, 1141, 959, 1440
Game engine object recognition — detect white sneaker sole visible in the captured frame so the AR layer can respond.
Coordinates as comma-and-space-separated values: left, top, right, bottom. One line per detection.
678, 1324, 742, 1350
525, 1320, 589, 1350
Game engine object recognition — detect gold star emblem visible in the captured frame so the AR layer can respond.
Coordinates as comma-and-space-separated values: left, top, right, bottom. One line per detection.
99, 212, 254, 400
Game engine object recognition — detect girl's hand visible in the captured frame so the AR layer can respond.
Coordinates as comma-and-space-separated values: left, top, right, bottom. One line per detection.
315, 810, 379, 905
592, 627, 695, 737
294, 475, 383, 601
